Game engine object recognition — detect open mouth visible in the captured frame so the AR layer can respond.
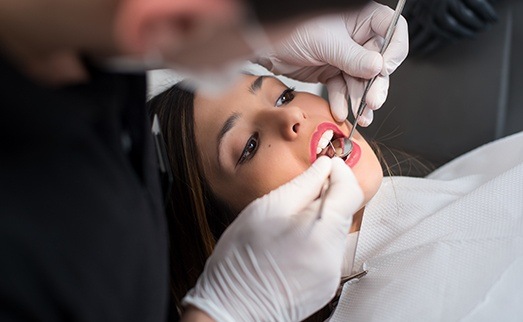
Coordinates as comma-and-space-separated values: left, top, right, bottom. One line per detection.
310, 123, 347, 163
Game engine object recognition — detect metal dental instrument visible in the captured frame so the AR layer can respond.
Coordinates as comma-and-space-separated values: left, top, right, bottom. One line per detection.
340, 270, 368, 284
316, 141, 339, 220
317, 0, 406, 218
338, 0, 407, 160
329, 270, 368, 310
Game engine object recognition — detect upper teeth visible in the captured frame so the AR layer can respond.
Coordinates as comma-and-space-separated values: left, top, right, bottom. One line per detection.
316, 130, 333, 154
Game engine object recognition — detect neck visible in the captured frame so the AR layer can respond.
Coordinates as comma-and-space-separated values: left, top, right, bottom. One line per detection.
0, 0, 118, 86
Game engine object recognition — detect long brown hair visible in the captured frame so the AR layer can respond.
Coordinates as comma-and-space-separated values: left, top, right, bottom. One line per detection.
147, 83, 235, 316
147, 80, 438, 321
147, 83, 333, 321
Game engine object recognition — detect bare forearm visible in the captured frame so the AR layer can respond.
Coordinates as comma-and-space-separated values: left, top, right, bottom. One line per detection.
180, 306, 215, 322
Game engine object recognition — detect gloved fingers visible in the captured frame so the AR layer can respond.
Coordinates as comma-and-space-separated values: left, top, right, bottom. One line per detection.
410, 10, 454, 55
346, 76, 364, 121
435, 1, 475, 38
409, 0, 497, 56
409, 18, 433, 54
464, 0, 498, 23
359, 107, 374, 127
449, 0, 485, 31
315, 158, 363, 235
440, 13, 475, 38
329, 70, 386, 125
410, 24, 447, 54
246, 156, 333, 219
327, 36, 382, 80
345, 74, 388, 127
361, 3, 409, 76
326, 75, 349, 122
381, 15, 409, 76
364, 74, 389, 112
362, 3, 396, 40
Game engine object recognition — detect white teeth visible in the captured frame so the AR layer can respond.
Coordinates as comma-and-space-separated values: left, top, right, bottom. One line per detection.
315, 130, 334, 155
318, 137, 329, 148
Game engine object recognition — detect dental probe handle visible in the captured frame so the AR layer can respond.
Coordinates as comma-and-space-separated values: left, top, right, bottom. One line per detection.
348, 0, 407, 141
380, 0, 407, 56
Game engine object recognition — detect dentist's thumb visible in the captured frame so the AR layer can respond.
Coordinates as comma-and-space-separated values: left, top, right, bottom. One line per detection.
315, 157, 364, 237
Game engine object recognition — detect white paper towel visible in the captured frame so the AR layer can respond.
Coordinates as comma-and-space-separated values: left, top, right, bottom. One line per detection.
330, 132, 523, 322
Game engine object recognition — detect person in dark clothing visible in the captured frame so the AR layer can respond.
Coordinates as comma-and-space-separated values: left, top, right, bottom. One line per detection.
1, 56, 169, 321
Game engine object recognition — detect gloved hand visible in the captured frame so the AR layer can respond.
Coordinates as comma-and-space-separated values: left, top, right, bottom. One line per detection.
254, 1, 409, 126
406, 0, 498, 55
183, 157, 364, 321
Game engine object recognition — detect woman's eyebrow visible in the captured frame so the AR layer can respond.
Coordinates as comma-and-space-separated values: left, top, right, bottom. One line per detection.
248, 75, 266, 94
217, 112, 242, 167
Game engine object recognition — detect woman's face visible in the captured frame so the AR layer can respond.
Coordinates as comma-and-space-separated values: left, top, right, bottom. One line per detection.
193, 75, 383, 212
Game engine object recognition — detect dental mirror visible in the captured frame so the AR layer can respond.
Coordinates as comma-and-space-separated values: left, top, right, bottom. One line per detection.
338, 138, 353, 160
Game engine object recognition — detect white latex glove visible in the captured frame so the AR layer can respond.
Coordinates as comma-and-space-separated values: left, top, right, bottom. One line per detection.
255, 1, 409, 125
183, 157, 364, 321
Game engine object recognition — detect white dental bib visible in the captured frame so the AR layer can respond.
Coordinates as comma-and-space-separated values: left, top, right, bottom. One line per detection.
331, 131, 523, 322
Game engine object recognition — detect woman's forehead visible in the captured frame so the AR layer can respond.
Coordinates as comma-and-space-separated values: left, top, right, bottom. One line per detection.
196, 74, 281, 102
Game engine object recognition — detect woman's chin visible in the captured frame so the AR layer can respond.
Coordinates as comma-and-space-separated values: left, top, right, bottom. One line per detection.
362, 173, 383, 205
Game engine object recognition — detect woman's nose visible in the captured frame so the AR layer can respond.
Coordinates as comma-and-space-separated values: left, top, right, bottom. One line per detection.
270, 106, 307, 141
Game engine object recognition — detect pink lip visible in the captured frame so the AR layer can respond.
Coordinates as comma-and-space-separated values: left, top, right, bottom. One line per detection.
309, 122, 346, 163
310, 122, 362, 168
344, 140, 361, 168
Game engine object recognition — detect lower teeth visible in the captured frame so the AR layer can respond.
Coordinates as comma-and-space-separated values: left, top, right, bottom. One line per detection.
317, 138, 345, 158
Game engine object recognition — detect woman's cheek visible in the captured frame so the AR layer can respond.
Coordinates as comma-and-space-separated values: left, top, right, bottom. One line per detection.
359, 149, 383, 203
246, 156, 307, 198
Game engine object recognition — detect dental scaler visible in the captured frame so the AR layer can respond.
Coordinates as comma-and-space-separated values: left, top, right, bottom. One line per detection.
337, 0, 406, 160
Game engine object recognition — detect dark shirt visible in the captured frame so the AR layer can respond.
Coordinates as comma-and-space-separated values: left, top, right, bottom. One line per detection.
0, 55, 169, 321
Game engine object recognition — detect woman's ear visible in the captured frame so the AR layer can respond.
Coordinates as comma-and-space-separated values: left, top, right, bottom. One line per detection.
113, 0, 241, 56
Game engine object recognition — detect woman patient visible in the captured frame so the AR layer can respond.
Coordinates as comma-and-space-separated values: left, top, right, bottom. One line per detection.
147, 74, 383, 319
149, 73, 523, 321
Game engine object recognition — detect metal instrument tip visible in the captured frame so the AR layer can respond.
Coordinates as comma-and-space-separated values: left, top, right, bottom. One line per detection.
337, 137, 353, 160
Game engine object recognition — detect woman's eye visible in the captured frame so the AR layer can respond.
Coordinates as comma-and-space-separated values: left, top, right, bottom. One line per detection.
237, 133, 259, 166
275, 88, 295, 107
